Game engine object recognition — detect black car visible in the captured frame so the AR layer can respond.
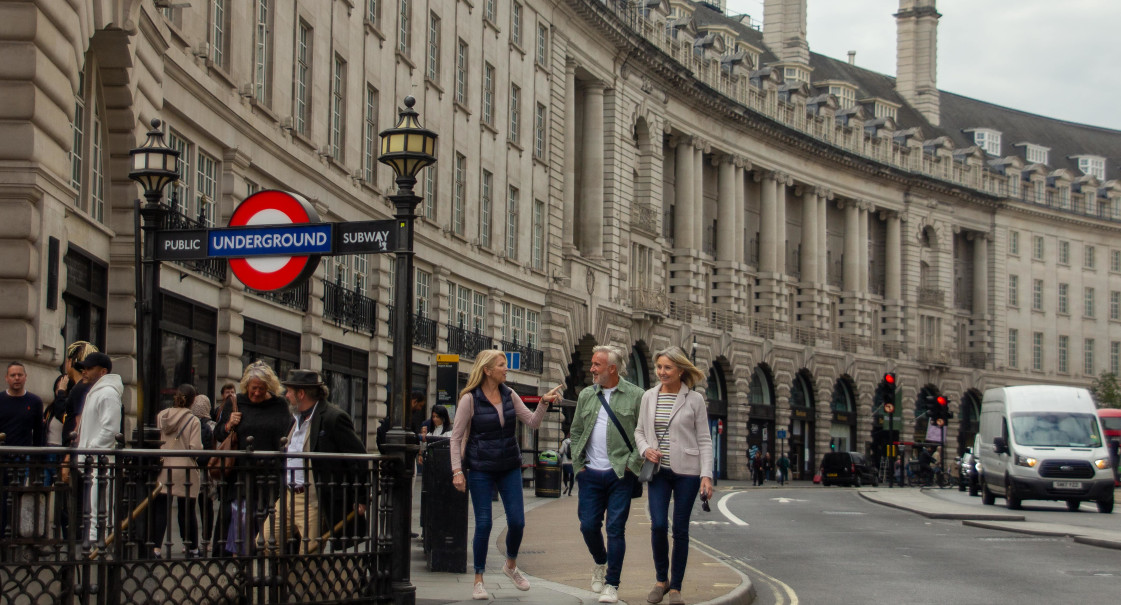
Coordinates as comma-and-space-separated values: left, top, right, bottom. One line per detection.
959, 449, 980, 496
820, 452, 879, 487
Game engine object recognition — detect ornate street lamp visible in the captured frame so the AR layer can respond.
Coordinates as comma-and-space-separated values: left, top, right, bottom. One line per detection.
128, 118, 180, 438
378, 96, 437, 605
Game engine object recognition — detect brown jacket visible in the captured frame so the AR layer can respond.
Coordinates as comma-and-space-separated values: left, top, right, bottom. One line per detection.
158, 407, 203, 498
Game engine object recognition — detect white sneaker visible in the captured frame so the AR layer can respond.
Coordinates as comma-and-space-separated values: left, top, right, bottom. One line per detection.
590, 563, 608, 593
472, 582, 488, 600
599, 585, 620, 603
503, 564, 531, 591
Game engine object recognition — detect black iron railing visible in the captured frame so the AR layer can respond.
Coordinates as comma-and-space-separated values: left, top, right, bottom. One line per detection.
324, 280, 377, 334
0, 443, 396, 604
387, 306, 438, 349
498, 339, 544, 374
250, 281, 310, 312
165, 208, 227, 282
446, 322, 494, 360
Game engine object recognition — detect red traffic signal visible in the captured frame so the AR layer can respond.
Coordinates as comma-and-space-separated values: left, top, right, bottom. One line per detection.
884, 373, 896, 385
936, 396, 947, 407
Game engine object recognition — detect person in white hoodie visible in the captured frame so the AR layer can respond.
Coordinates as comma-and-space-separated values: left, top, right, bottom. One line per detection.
73, 352, 123, 544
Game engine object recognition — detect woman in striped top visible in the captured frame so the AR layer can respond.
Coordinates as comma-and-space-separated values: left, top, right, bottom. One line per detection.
634, 347, 713, 605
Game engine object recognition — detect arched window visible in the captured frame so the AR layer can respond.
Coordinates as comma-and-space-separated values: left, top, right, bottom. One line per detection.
69, 68, 108, 224
831, 379, 854, 413
790, 372, 814, 408
749, 366, 773, 407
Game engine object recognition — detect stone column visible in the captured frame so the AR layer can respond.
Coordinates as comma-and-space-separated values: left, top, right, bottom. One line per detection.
694, 144, 705, 252
843, 200, 860, 291
817, 193, 828, 283
801, 187, 818, 283
734, 161, 747, 263
775, 173, 787, 274
858, 203, 869, 292
674, 137, 695, 250
759, 172, 777, 273
717, 155, 736, 262
580, 81, 605, 257
886, 212, 901, 300
563, 59, 577, 250
973, 233, 988, 314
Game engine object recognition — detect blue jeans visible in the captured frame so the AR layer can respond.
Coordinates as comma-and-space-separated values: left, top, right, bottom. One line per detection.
647, 468, 701, 591
467, 467, 525, 574
577, 468, 635, 588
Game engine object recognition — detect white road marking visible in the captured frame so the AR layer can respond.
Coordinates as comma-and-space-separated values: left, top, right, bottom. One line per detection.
717, 491, 749, 526
770, 497, 807, 504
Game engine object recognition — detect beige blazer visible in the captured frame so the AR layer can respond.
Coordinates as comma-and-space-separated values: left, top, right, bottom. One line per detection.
634, 386, 713, 479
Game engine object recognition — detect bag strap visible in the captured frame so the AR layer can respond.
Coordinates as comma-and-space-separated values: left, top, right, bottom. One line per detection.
596, 391, 633, 453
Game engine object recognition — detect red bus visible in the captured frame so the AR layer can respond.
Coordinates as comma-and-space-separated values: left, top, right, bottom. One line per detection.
1100, 408, 1121, 485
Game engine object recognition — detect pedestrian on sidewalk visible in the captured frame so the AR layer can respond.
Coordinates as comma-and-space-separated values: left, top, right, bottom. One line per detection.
560, 432, 574, 496
635, 346, 713, 605
776, 452, 790, 486
752, 452, 764, 486
449, 350, 561, 600
152, 384, 203, 558
71, 352, 123, 544
568, 345, 644, 604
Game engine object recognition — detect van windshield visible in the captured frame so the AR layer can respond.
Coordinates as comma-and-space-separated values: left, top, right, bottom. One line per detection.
1010, 412, 1102, 447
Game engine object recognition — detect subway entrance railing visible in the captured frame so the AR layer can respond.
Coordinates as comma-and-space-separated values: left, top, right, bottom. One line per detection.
0, 440, 399, 604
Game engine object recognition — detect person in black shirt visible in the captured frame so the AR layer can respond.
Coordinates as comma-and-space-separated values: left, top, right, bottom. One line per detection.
0, 361, 43, 447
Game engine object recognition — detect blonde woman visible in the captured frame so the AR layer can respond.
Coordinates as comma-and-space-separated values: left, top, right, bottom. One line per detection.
634, 347, 713, 605
449, 350, 562, 600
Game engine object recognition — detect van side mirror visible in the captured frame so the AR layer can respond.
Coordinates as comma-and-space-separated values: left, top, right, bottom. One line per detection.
993, 437, 1008, 454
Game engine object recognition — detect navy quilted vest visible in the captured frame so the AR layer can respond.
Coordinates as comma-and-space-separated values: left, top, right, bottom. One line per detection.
463, 386, 520, 472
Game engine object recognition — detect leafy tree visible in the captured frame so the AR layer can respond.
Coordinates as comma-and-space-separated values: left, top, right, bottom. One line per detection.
1090, 372, 1121, 409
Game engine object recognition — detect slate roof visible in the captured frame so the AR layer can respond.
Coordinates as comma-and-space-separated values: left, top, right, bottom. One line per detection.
686, 1, 1121, 182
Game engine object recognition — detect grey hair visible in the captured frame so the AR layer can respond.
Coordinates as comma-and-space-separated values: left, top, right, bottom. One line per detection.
593, 345, 627, 376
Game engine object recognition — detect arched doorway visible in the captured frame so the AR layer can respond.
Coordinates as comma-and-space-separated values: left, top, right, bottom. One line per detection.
957, 388, 982, 456
747, 364, 775, 478
789, 369, 816, 480
706, 360, 729, 480
561, 335, 598, 434
829, 376, 857, 454
626, 342, 651, 389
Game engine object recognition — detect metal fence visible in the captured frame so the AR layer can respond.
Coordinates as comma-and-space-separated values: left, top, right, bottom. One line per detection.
0, 442, 397, 604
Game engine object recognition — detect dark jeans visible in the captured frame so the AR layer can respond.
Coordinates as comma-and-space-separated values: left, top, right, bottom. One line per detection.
466, 466, 524, 574
562, 464, 574, 494
151, 494, 199, 552
647, 468, 701, 591
576, 468, 635, 588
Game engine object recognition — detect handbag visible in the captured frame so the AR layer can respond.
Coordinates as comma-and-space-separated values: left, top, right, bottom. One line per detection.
637, 407, 672, 484
595, 391, 644, 499
207, 397, 239, 481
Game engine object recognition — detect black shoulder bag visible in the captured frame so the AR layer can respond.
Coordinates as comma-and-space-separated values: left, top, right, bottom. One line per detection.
596, 391, 644, 499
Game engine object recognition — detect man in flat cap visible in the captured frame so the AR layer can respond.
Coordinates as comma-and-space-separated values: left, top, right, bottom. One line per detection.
265, 369, 367, 558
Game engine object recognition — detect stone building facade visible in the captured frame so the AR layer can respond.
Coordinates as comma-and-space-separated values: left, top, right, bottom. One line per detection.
2, 0, 1119, 480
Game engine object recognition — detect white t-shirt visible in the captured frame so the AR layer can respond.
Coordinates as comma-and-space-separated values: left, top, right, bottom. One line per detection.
584, 386, 617, 471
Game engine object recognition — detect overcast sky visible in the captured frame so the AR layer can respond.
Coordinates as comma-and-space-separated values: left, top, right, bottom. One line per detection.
723, 0, 1121, 130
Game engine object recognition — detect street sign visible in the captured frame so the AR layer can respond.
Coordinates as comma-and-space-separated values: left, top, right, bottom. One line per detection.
884, 403, 895, 414
208, 223, 333, 257
334, 219, 398, 254
226, 190, 323, 292
436, 353, 460, 408
776, 429, 788, 440
155, 229, 208, 261
505, 351, 521, 371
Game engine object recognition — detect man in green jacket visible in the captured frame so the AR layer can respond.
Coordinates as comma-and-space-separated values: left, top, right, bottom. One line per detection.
569, 345, 644, 604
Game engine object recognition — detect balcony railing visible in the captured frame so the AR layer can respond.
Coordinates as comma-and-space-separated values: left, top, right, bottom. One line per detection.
918, 348, 954, 366
631, 286, 667, 315
323, 279, 377, 334
917, 287, 945, 306
709, 308, 744, 332
961, 351, 991, 369
249, 280, 309, 312
387, 306, 438, 349
164, 208, 227, 282
631, 203, 659, 235
446, 322, 494, 360
498, 339, 545, 374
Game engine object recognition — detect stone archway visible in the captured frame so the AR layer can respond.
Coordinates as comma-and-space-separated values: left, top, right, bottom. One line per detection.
788, 368, 816, 479
957, 388, 983, 456
560, 335, 598, 433
707, 358, 731, 480
746, 363, 776, 479
829, 375, 858, 454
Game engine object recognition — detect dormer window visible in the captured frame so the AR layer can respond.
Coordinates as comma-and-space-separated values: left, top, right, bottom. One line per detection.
1076, 155, 1106, 180
783, 66, 808, 83
874, 102, 897, 121
828, 85, 855, 109
972, 128, 1002, 156
1022, 143, 1049, 165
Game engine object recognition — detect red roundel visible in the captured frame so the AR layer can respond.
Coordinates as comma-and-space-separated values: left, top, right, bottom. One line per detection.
227, 190, 322, 291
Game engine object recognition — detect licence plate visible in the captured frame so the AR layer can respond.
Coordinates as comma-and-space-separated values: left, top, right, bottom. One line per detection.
826, 473, 838, 478
1052, 481, 1082, 490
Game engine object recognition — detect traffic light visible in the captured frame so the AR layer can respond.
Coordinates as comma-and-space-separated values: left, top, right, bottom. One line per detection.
933, 395, 949, 425
879, 373, 897, 414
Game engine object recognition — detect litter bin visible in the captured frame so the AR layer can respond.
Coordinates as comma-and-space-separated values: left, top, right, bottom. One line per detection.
535, 450, 561, 498
421, 437, 468, 572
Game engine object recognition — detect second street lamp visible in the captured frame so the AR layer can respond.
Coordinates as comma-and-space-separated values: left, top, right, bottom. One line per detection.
378, 95, 437, 605
128, 118, 181, 438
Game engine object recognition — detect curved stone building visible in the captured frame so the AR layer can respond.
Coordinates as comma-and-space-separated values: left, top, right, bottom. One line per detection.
3, 0, 1118, 480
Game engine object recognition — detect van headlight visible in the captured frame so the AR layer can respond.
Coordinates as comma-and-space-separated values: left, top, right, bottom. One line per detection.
1094, 458, 1111, 470
1014, 454, 1037, 468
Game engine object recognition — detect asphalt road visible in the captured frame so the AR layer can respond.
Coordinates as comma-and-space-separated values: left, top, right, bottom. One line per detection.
688, 486, 1121, 605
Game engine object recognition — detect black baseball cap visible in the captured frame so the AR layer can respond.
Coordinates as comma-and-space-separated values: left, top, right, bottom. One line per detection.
75, 352, 112, 372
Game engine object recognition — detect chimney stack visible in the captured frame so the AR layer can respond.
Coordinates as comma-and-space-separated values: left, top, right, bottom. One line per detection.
848, 51, 856, 65
895, 0, 941, 125
763, 0, 809, 65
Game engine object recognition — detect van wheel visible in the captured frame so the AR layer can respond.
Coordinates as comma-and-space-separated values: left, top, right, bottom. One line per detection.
1098, 497, 1114, 514
981, 479, 995, 505
1005, 478, 1022, 510
853, 476, 862, 488
1066, 499, 1081, 512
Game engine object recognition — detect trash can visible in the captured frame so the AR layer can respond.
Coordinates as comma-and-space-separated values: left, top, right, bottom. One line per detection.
421, 438, 468, 573
535, 450, 561, 498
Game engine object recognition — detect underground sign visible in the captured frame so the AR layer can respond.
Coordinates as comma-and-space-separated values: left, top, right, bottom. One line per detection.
222, 190, 324, 292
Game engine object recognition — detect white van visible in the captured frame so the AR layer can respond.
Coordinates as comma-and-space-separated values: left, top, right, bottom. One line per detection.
977, 385, 1114, 513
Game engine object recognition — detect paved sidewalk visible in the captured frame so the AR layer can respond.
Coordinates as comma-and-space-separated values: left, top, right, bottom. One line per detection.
411, 480, 755, 605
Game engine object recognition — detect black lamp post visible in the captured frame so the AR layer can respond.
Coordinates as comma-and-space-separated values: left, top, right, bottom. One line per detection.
128, 118, 180, 439
378, 96, 437, 605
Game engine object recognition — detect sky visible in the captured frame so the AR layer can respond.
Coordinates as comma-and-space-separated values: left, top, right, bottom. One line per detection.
723, 0, 1121, 130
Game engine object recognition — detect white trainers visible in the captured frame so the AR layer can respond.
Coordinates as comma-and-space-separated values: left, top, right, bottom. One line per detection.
472, 582, 488, 600
590, 563, 608, 593
598, 585, 620, 603
503, 564, 531, 591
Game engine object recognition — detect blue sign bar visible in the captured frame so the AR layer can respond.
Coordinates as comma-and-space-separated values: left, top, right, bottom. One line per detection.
505, 352, 522, 371
208, 224, 333, 258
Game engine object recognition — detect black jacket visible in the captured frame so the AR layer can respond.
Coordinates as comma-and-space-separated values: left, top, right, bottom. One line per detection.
294, 400, 368, 547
